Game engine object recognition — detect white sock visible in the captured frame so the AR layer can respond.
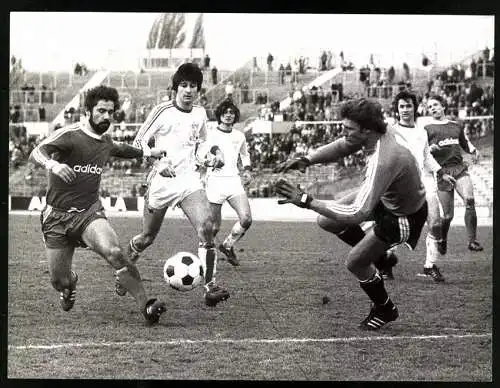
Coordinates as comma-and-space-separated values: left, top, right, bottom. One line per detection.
223, 222, 248, 248
424, 234, 440, 268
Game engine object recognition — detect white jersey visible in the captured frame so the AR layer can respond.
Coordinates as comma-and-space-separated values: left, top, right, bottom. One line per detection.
391, 121, 441, 178
206, 126, 251, 177
133, 101, 208, 176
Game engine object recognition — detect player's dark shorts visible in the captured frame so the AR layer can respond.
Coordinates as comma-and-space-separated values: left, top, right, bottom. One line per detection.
437, 162, 469, 191
372, 201, 428, 250
40, 200, 107, 249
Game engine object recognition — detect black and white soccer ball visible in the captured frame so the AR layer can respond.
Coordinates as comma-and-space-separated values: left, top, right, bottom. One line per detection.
163, 252, 204, 291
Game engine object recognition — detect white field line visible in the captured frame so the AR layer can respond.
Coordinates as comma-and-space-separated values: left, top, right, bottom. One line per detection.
9, 333, 491, 351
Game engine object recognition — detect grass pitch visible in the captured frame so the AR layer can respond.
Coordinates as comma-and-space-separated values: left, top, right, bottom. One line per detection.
7, 213, 492, 381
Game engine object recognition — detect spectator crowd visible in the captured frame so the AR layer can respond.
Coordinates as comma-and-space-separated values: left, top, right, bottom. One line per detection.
10, 49, 494, 199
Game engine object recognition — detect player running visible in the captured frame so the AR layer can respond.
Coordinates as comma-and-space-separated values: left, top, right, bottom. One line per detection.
274, 98, 428, 330
119, 63, 230, 307
389, 91, 455, 282
425, 95, 483, 253
204, 99, 253, 266
29, 85, 167, 325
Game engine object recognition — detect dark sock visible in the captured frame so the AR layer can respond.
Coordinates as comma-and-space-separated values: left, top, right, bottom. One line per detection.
336, 225, 366, 247
199, 244, 216, 284
359, 272, 391, 306
464, 207, 478, 243
441, 219, 452, 243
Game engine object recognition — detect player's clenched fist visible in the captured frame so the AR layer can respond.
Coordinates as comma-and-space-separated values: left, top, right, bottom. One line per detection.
273, 156, 311, 173
275, 178, 313, 208
46, 160, 77, 184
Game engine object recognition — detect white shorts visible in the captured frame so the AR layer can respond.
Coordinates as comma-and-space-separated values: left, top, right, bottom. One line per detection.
205, 175, 246, 205
422, 174, 443, 218
422, 174, 438, 198
146, 170, 204, 210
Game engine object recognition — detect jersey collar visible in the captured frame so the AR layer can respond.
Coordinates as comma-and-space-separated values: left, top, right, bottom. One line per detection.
217, 125, 233, 133
174, 100, 193, 113
80, 117, 104, 140
429, 118, 449, 125
397, 122, 415, 128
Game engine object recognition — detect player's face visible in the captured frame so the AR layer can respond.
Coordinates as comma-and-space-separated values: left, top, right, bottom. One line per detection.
221, 108, 236, 125
176, 80, 198, 108
427, 99, 445, 120
397, 99, 415, 123
341, 118, 368, 145
89, 100, 115, 135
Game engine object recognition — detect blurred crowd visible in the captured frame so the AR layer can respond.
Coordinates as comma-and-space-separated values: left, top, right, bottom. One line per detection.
10, 48, 494, 198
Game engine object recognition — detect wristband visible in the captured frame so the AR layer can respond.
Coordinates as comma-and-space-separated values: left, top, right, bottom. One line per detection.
299, 193, 313, 208
45, 160, 59, 171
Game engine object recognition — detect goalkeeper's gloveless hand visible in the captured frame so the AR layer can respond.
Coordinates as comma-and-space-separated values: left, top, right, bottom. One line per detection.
273, 156, 311, 173
275, 178, 313, 208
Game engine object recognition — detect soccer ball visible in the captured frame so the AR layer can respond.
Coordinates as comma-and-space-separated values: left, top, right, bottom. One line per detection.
163, 252, 204, 291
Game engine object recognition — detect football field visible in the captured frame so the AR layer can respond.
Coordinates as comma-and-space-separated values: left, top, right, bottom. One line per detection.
7, 213, 492, 381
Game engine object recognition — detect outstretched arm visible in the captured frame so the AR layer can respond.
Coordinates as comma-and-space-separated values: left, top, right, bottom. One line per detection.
111, 141, 166, 159
274, 136, 363, 173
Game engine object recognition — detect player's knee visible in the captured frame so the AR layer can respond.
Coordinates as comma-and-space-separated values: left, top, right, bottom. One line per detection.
442, 214, 454, 225
240, 214, 252, 229
316, 215, 342, 233
198, 218, 215, 243
106, 246, 127, 269
345, 254, 358, 273
465, 198, 475, 209
427, 218, 442, 239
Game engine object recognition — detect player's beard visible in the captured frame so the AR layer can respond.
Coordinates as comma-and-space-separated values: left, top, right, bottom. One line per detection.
89, 114, 111, 135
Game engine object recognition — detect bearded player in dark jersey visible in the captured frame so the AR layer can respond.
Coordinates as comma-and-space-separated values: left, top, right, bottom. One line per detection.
425, 95, 483, 252
274, 98, 428, 330
29, 85, 168, 325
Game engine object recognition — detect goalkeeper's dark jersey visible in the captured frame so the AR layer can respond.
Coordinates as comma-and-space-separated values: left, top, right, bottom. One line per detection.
424, 119, 476, 167
325, 129, 426, 224
30, 121, 142, 211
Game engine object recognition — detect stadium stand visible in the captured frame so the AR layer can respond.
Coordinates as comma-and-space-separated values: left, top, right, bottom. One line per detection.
9, 48, 493, 216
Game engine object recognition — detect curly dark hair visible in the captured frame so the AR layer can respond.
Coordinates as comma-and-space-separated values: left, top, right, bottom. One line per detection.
84, 85, 120, 112
340, 98, 386, 133
393, 90, 419, 119
172, 63, 203, 92
215, 98, 240, 124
